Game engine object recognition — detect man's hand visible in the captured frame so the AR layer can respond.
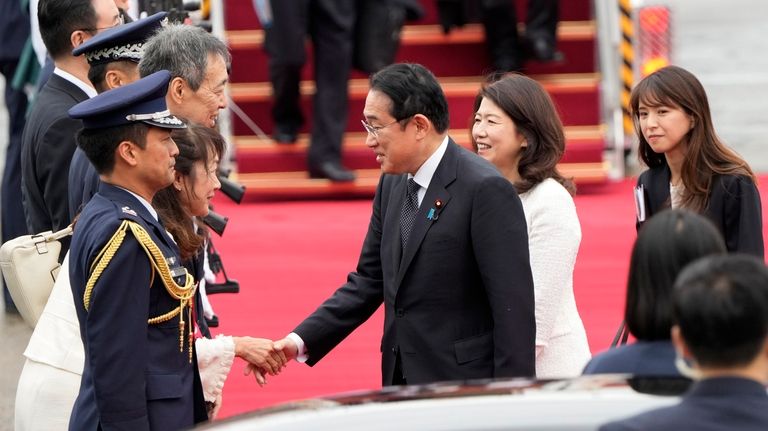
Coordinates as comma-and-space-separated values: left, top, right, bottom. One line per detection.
232, 337, 287, 375
273, 336, 299, 361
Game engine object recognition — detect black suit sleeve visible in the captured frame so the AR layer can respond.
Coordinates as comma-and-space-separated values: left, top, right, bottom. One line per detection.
720, 176, 764, 258
35, 115, 79, 230
84, 229, 152, 430
471, 175, 536, 377
294, 177, 386, 365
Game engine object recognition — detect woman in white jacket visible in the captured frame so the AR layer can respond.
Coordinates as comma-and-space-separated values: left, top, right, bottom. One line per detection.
471, 74, 591, 378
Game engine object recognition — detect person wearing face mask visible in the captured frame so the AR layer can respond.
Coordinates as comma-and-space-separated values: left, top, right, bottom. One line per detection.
471, 73, 590, 378
600, 254, 768, 431
631, 65, 763, 257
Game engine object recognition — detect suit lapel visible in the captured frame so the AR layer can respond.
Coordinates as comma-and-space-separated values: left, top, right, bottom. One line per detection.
394, 140, 458, 291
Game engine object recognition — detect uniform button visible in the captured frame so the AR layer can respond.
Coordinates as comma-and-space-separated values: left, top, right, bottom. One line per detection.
396, 308, 405, 317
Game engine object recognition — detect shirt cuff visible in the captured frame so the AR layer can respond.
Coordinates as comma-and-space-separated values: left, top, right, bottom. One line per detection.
286, 332, 308, 363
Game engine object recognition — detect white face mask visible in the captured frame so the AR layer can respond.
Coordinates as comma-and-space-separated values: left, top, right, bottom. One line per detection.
674, 353, 702, 380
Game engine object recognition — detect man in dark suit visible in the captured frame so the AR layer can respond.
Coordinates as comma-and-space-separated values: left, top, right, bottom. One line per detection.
268, 63, 535, 385
20, 0, 121, 246
68, 71, 207, 430
601, 254, 768, 431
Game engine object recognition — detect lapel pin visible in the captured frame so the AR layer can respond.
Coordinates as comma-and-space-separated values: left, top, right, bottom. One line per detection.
435, 199, 443, 208
427, 208, 438, 221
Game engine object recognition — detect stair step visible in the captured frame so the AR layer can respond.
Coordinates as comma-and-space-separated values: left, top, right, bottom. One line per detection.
235, 162, 610, 200
227, 21, 594, 49
227, 21, 596, 81
224, 0, 593, 31
234, 126, 604, 173
229, 73, 601, 136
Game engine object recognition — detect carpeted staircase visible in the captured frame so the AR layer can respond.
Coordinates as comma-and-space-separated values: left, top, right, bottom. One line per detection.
224, 0, 607, 199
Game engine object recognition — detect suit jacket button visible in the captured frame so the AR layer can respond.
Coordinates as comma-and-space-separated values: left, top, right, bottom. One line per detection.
396, 308, 405, 317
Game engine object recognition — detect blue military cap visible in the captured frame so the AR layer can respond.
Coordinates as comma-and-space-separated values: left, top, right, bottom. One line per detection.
72, 12, 168, 65
68, 70, 186, 130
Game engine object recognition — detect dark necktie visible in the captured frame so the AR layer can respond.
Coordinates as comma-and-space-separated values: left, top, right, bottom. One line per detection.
400, 178, 420, 249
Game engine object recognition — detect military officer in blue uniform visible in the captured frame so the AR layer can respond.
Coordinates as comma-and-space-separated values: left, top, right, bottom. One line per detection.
67, 70, 207, 430
69, 11, 168, 220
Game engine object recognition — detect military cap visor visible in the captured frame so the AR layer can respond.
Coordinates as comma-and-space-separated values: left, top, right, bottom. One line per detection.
72, 12, 168, 65
69, 70, 186, 130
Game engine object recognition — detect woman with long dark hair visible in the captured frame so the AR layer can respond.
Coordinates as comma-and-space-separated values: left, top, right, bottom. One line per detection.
632, 65, 763, 256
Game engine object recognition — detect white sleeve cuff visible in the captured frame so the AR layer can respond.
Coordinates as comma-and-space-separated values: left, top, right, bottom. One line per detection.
286, 332, 308, 363
195, 335, 236, 402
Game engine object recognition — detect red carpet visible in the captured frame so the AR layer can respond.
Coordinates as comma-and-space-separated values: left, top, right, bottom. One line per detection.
208, 176, 768, 419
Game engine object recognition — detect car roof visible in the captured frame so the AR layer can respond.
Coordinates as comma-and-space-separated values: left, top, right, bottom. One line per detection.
198, 375, 690, 431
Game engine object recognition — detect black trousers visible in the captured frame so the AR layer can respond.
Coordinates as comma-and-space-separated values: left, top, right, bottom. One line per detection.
482, 0, 559, 69
1, 60, 30, 308
264, 0, 355, 168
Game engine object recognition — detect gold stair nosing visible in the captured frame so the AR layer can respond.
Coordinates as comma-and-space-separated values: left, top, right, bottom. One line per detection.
228, 73, 600, 102
235, 161, 609, 194
226, 21, 596, 50
233, 125, 606, 153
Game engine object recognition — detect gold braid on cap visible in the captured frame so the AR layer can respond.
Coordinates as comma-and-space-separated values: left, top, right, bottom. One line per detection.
84, 220, 197, 362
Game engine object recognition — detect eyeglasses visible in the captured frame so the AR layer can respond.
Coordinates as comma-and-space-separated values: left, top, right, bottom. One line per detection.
361, 117, 411, 138
78, 14, 125, 33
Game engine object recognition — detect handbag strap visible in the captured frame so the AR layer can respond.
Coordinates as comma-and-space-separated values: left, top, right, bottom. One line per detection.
610, 320, 630, 348
31, 225, 73, 242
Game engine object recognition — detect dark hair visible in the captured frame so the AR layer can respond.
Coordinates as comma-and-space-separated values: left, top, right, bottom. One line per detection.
88, 60, 138, 93
369, 63, 449, 133
630, 65, 755, 212
153, 123, 225, 261
473, 73, 575, 195
38, 0, 97, 59
674, 254, 768, 367
625, 209, 726, 340
76, 123, 148, 174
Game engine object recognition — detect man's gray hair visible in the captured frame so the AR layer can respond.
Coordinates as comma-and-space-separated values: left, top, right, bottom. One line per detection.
139, 24, 231, 91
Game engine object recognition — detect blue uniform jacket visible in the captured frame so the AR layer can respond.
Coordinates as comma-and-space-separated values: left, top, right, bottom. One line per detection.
68, 183, 206, 430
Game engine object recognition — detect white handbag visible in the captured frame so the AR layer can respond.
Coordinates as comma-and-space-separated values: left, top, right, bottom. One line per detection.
0, 225, 73, 328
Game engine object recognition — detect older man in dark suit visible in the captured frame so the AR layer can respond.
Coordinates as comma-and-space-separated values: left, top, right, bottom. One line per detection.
267, 63, 535, 385
601, 254, 768, 431
20, 0, 120, 245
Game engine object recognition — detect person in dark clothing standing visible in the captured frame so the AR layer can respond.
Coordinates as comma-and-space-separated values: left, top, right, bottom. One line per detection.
0, 0, 33, 313
262, 0, 357, 182
20, 0, 121, 250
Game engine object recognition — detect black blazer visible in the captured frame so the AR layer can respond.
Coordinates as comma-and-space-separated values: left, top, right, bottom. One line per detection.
600, 377, 768, 431
636, 165, 764, 257
21, 73, 88, 246
69, 183, 206, 430
294, 139, 536, 385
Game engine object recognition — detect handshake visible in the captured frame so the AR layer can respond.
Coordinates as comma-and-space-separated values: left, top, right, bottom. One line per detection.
233, 336, 300, 386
